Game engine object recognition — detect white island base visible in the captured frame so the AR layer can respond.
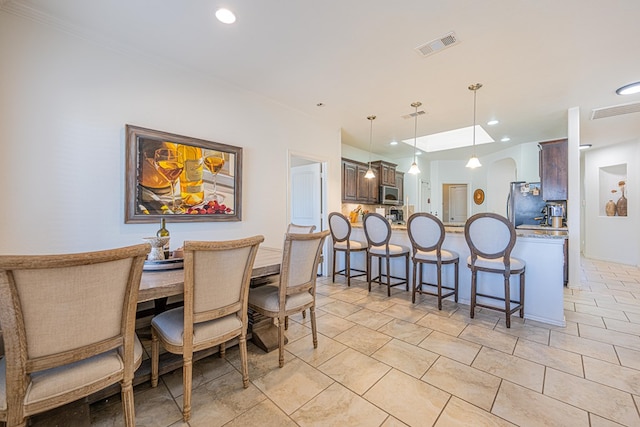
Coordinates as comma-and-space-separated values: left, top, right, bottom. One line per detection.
345, 225, 566, 327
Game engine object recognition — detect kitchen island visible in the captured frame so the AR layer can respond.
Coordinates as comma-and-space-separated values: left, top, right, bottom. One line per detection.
346, 222, 567, 326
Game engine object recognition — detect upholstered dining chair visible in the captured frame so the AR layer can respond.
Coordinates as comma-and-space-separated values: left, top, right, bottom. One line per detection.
407, 213, 459, 309
464, 212, 526, 328
287, 223, 316, 233
248, 230, 329, 368
0, 243, 150, 427
150, 235, 263, 422
328, 212, 367, 287
363, 212, 410, 296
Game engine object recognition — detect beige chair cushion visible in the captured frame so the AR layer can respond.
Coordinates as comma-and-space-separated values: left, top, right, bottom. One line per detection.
151, 307, 242, 347
369, 244, 410, 256
248, 284, 314, 312
0, 335, 142, 409
415, 248, 459, 262
334, 240, 366, 250
466, 255, 525, 271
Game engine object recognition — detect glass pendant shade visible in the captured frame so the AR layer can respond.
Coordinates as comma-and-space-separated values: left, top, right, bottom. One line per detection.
365, 115, 376, 179
408, 101, 421, 175
465, 156, 482, 168
466, 83, 483, 169
408, 162, 420, 174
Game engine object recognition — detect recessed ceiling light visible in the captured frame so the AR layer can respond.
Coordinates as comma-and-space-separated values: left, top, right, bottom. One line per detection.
579, 144, 592, 150
316, 102, 324, 107
215, 8, 236, 24
389, 141, 398, 146
501, 137, 511, 142
487, 119, 499, 126
616, 81, 640, 95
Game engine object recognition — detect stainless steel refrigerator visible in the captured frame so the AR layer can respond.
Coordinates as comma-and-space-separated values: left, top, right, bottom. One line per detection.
506, 182, 547, 226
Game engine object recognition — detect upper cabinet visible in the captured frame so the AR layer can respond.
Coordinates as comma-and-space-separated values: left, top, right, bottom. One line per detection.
342, 158, 378, 203
371, 160, 397, 186
539, 138, 568, 201
395, 171, 404, 205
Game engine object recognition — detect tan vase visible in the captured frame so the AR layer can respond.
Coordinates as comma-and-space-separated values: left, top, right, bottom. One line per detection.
605, 199, 616, 216
616, 191, 627, 216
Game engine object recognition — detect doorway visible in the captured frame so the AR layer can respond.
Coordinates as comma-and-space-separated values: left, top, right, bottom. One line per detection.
442, 183, 468, 223
289, 153, 327, 275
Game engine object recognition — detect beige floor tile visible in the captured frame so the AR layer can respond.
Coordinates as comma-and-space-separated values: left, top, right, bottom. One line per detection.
286, 332, 347, 367
334, 324, 392, 355
492, 380, 589, 427
291, 382, 388, 427
494, 320, 550, 345
590, 413, 629, 427
315, 312, 356, 337
513, 339, 584, 377
222, 399, 297, 427
186, 370, 267, 427
544, 368, 640, 426
330, 289, 370, 304
364, 369, 450, 427
526, 318, 579, 336
583, 356, 640, 395
160, 352, 237, 398
320, 299, 363, 317
382, 302, 429, 323
598, 299, 640, 315
626, 311, 640, 324
377, 318, 432, 345
435, 396, 516, 427
225, 341, 288, 381
449, 307, 502, 329
418, 330, 481, 365
564, 310, 606, 327
416, 313, 468, 336
579, 324, 640, 351
575, 303, 630, 321
252, 358, 333, 415
603, 317, 640, 335
346, 307, 395, 329
458, 324, 518, 354
318, 347, 391, 395
616, 346, 640, 370
549, 330, 619, 364
372, 338, 438, 378
471, 347, 544, 392
355, 295, 398, 312
422, 356, 501, 411
283, 319, 311, 342
380, 415, 410, 426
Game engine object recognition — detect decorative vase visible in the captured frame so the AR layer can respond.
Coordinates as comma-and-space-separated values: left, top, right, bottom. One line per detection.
605, 200, 616, 216
616, 190, 627, 217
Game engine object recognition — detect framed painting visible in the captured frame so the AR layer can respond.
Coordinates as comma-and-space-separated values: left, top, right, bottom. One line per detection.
125, 125, 242, 223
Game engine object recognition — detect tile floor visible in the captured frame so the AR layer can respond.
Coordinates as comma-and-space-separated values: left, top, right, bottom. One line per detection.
89, 257, 640, 426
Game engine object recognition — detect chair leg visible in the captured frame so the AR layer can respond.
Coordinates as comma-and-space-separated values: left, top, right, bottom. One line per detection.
239, 333, 249, 388
310, 306, 318, 349
405, 254, 410, 291
519, 272, 525, 318
332, 248, 337, 283
182, 355, 193, 421
386, 256, 392, 296
121, 379, 136, 427
346, 250, 351, 286
285, 316, 289, 330
454, 260, 459, 303
504, 274, 511, 328
219, 342, 226, 358
470, 270, 477, 319
150, 327, 159, 387
367, 253, 372, 292
437, 262, 443, 310
302, 310, 307, 319
412, 261, 418, 303
278, 316, 286, 367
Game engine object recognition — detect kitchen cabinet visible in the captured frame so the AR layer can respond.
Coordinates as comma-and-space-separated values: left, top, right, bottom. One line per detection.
371, 160, 397, 186
539, 139, 568, 201
342, 159, 358, 201
342, 158, 378, 203
395, 171, 404, 205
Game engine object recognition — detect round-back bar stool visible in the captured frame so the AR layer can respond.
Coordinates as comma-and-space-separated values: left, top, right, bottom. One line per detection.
328, 212, 367, 286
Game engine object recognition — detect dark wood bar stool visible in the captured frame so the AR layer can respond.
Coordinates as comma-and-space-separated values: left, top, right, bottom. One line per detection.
464, 213, 526, 328
328, 212, 367, 286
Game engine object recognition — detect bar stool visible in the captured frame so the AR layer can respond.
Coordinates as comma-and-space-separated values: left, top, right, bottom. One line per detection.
363, 212, 410, 296
407, 213, 459, 308
464, 212, 525, 328
328, 212, 367, 286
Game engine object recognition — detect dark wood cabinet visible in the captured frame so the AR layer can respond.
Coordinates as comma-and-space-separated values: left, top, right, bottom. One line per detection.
371, 160, 397, 186
539, 138, 568, 201
395, 171, 404, 205
342, 159, 358, 201
342, 158, 378, 203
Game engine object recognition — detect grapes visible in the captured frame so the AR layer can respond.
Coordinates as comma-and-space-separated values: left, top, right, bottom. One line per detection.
186, 200, 232, 215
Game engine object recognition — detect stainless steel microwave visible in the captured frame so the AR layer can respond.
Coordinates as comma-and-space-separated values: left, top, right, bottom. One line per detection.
380, 185, 400, 205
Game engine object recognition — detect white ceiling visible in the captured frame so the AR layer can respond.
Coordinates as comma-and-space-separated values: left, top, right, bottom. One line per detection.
4, 0, 640, 160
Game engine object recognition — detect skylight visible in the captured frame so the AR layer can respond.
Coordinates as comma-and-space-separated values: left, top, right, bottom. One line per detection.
401, 125, 494, 153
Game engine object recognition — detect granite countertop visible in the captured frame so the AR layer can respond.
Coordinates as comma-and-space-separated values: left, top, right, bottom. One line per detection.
351, 221, 568, 239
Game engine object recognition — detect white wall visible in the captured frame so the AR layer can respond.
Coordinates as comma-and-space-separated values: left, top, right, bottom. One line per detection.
0, 12, 342, 254
583, 139, 640, 265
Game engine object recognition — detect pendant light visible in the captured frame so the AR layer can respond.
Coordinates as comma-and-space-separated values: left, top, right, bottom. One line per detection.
407, 101, 421, 174
364, 115, 376, 179
465, 83, 482, 169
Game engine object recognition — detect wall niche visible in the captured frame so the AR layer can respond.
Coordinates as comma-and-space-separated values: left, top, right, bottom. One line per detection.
599, 164, 627, 216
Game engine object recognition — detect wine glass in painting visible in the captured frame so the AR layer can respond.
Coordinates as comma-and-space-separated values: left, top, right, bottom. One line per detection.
153, 148, 184, 213
204, 150, 225, 201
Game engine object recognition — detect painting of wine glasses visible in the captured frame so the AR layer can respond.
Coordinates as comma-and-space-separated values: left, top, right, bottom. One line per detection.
125, 125, 243, 223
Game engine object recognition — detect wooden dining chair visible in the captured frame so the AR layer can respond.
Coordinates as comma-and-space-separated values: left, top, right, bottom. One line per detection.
0, 244, 150, 427
287, 223, 316, 233
248, 230, 329, 368
465, 213, 526, 328
150, 235, 264, 422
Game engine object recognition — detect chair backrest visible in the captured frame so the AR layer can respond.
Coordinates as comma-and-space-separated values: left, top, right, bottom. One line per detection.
287, 223, 316, 234
407, 213, 445, 253
328, 212, 351, 243
0, 244, 149, 418
465, 213, 516, 262
183, 236, 264, 327
279, 230, 329, 301
363, 212, 392, 247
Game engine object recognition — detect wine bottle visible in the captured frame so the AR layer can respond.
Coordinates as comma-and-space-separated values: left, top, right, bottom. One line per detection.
178, 144, 204, 207
156, 218, 170, 259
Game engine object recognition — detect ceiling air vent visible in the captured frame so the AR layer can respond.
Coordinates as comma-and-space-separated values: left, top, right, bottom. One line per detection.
415, 32, 459, 57
401, 110, 426, 119
591, 101, 640, 120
